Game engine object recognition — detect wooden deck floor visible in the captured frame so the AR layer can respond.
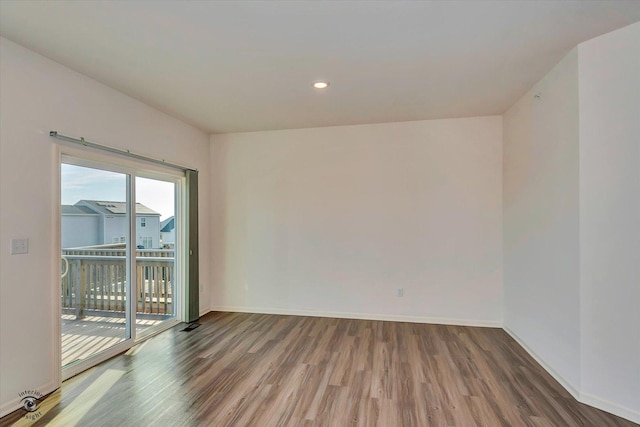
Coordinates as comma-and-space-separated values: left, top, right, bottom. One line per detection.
61, 314, 164, 367
3, 312, 636, 426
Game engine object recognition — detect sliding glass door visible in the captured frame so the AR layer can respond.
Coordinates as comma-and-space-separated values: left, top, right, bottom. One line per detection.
61, 156, 183, 378
61, 162, 133, 371
135, 176, 178, 338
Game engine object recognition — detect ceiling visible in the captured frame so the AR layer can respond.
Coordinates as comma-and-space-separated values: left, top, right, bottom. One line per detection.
1, 1, 639, 134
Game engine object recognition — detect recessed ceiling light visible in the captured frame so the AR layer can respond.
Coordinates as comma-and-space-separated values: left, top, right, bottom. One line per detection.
312, 81, 330, 89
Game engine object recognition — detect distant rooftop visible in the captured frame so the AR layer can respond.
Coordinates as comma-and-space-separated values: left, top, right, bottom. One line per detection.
73, 200, 160, 216
160, 217, 175, 232
61, 205, 98, 215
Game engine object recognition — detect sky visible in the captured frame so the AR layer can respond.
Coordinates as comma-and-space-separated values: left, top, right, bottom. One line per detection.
61, 163, 175, 220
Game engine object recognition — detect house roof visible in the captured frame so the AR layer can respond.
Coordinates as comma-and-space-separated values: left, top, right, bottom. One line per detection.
160, 217, 175, 233
75, 200, 160, 216
61, 205, 99, 215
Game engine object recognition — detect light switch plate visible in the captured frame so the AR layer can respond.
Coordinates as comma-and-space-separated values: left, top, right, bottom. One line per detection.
11, 238, 29, 255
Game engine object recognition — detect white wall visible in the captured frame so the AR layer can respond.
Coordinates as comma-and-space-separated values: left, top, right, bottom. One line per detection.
0, 37, 211, 415
503, 49, 581, 391
503, 22, 640, 423
578, 22, 640, 420
210, 117, 503, 325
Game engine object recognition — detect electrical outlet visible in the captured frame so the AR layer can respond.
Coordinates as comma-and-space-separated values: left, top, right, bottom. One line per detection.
396, 288, 404, 297
11, 238, 29, 255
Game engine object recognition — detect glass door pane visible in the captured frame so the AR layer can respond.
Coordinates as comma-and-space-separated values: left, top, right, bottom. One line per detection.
135, 177, 177, 336
61, 163, 131, 367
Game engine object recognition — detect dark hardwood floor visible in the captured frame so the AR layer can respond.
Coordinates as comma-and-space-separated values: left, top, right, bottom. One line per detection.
1, 312, 637, 426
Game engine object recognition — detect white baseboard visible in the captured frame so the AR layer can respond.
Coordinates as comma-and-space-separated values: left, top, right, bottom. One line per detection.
0, 380, 58, 418
504, 327, 639, 424
211, 305, 502, 328
580, 392, 640, 425
199, 307, 211, 317
503, 327, 580, 399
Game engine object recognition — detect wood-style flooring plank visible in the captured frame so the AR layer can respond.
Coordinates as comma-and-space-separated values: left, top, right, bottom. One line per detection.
1, 312, 637, 427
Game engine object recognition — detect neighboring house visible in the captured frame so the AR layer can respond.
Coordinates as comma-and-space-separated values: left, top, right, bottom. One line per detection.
160, 216, 175, 245
61, 205, 101, 248
61, 200, 161, 249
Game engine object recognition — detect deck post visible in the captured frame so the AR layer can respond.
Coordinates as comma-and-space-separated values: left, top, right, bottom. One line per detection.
77, 262, 86, 319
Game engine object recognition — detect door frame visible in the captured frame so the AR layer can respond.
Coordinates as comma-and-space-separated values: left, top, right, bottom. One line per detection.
57, 149, 186, 381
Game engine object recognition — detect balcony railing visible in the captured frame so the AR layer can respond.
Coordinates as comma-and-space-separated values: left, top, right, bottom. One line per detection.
61, 248, 174, 318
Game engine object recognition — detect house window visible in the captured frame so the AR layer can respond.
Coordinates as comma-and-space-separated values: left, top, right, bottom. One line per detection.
142, 237, 152, 248
141, 218, 146, 227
